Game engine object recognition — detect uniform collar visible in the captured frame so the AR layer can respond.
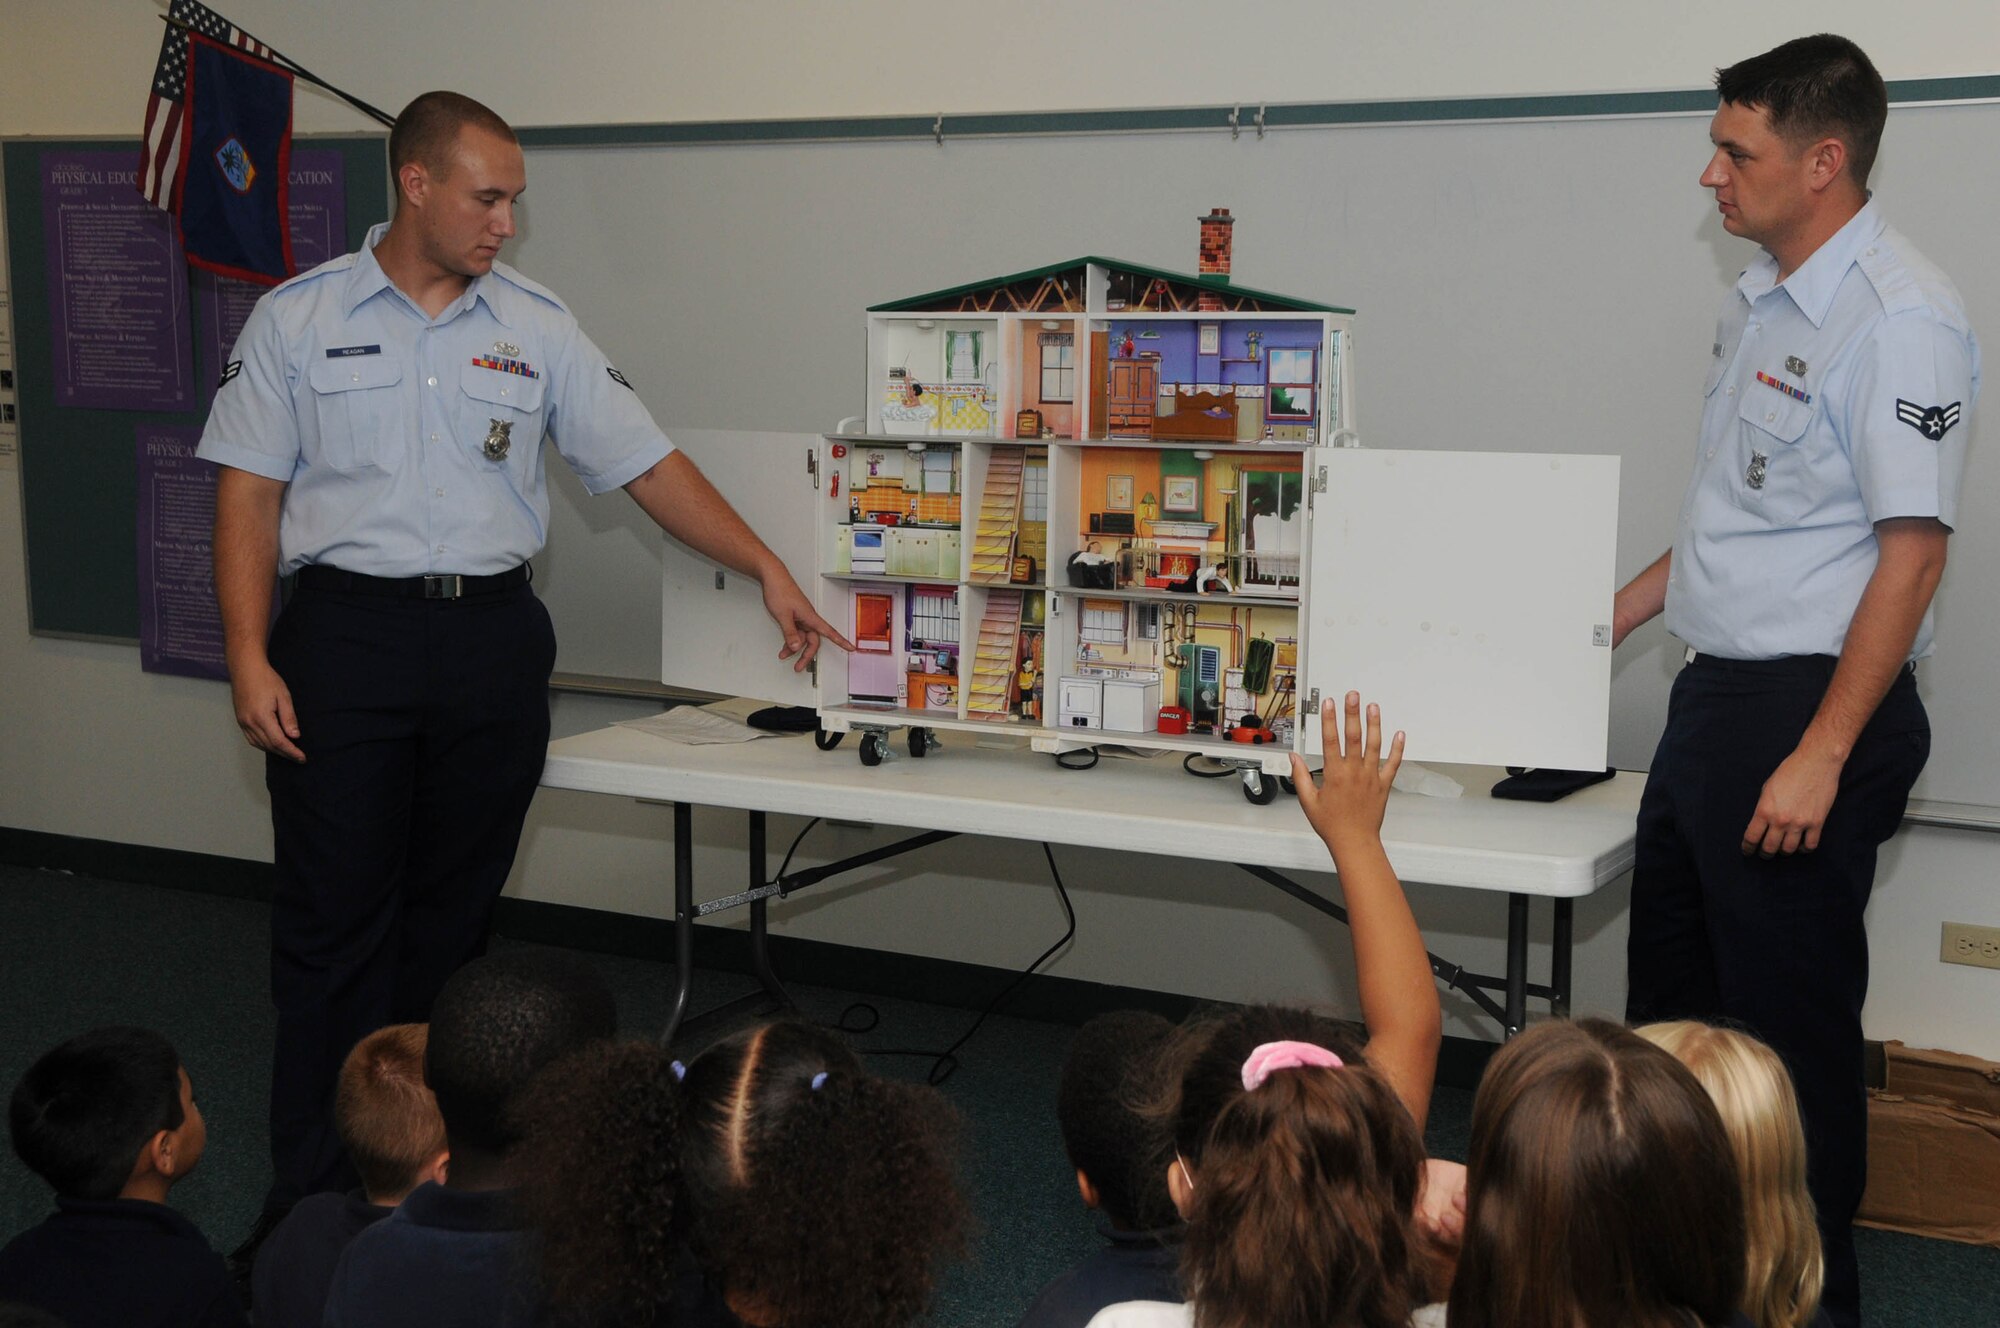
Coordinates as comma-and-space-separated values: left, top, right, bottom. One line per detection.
343, 221, 514, 327
51, 1194, 204, 1237
1737, 199, 1884, 330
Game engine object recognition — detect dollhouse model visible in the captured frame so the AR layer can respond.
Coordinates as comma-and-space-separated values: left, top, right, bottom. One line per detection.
814, 210, 1353, 802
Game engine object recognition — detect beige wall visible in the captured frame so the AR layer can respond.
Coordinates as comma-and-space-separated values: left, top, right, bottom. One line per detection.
3, 1, 1998, 1055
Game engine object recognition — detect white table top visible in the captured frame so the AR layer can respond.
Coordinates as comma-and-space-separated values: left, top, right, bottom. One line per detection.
541, 726, 1642, 898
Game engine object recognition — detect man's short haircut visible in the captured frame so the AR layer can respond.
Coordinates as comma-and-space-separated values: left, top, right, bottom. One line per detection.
424, 951, 617, 1154
1716, 34, 1888, 187
8, 1027, 184, 1200
1057, 1010, 1179, 1231
337, 1023, 448, 1200
388, 91, 516, 184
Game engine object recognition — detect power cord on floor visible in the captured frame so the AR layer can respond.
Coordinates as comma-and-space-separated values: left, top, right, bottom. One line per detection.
759, 818, 1079, 1086
1182, 752, 1236, 778
845, 842, 1077, 1086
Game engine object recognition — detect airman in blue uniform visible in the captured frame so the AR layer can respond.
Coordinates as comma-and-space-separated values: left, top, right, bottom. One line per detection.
1612, 38, 1977, 1328
198, 92, 848, 1241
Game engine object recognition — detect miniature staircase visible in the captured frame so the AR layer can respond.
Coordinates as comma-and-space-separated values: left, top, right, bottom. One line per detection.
965, 589, 1024, 720
968, 446, 1025, 583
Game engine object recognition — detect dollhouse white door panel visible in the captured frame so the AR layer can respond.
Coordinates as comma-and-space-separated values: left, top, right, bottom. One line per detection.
1301, 448, 1619, 770
658, 429, 822, 709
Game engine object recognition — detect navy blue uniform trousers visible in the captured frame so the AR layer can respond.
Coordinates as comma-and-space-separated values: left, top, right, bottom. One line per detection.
263, 578, 556, 1205
1628, 653, 1928, 1328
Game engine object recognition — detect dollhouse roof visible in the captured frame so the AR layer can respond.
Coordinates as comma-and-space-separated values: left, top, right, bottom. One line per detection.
868, 257, 1352, 316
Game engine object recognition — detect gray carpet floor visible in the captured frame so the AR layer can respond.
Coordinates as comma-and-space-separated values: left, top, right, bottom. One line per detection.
1, 865, 1996, 1325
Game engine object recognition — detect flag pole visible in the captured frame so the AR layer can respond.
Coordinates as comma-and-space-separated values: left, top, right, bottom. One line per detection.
160, 14, 397, 127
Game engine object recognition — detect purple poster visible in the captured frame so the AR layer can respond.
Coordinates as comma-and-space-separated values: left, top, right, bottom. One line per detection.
195, 150, 347, 406
137, 423, 228, 680
41, 151, 194, 411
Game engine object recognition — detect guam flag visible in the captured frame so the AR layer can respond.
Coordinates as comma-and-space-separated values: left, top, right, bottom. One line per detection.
172, 33, 295, 285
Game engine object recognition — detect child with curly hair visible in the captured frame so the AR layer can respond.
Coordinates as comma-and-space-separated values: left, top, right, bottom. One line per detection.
1638, 1022, 1828, 1328
1089, 692, 1447, 1328
516, 1018, 969, 1328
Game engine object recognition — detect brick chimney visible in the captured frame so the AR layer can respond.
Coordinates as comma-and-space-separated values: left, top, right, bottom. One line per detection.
1197, 207, 1233, 310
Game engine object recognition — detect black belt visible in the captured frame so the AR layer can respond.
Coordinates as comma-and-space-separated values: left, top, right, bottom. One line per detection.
293, 564, 530, 600
1684, 648, 1913, 679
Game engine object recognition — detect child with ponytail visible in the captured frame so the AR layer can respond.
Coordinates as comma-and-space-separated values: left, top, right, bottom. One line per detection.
515, 1019, 969, 1328
1090, 692, 1446, 1328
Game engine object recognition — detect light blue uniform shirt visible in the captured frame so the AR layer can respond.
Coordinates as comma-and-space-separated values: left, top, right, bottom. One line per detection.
1666, 201, 1978, 661
198, 222, 674, 577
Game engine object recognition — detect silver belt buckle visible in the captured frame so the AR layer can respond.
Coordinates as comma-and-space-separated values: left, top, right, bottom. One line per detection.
423, 574, 464, 600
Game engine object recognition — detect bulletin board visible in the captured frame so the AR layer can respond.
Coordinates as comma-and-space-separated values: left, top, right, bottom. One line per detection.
1, 135, 387, 641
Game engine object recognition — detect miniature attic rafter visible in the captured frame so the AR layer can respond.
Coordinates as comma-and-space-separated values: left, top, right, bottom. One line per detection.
868, 257, 1349, 317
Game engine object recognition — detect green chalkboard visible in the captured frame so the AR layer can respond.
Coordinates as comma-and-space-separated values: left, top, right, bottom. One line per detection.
3, 135, 387, 640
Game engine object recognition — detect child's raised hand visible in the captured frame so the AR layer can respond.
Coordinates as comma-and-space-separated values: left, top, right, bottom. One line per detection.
1290, 691, 1404, 850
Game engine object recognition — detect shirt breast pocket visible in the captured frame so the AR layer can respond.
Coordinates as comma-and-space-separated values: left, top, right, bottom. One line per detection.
306, 355, 405, 471
1729, 388, 1818, 525
459, 367, 547, 478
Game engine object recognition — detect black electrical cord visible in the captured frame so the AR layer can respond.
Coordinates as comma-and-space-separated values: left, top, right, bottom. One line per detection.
769, 816, 821, 894
849, 842, 1077, 1086
761, 818, 1079, 1086
1182, 752, 1236, 778
1055, 748, 1100, 770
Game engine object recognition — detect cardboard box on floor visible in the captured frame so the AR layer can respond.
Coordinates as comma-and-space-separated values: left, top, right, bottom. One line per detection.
1858, 1041, 2000, 1247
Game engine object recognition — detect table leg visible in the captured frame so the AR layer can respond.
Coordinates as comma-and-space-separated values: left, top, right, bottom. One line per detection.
1551, 896, 1574, 1019
747, 811, 795, 1012
1504, 893, 1529, 1038
660, 801, 696, 1046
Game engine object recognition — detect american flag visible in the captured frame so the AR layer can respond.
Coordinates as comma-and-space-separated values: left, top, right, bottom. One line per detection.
139, 0, 273, 208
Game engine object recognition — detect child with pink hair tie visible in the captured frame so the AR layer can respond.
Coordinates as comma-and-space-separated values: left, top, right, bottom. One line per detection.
1090, 693, 1449, 1328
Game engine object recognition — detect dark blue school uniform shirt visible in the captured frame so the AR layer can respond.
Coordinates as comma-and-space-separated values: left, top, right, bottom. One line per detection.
322, 1182, 535, 1327
0, 1196, 246, 1328
249, 1188, 390, 1328
1017, 1223, 1181, 1328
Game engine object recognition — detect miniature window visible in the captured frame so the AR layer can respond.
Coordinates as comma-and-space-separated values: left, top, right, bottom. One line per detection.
1079, 599, 1126, 644
1039, 334, 1074, 403
921, 449, 956, 494
1021, 458, 1048, 524
945, 331, 983, 383
1265, 346, 1316, 421
909, 587, 959, 645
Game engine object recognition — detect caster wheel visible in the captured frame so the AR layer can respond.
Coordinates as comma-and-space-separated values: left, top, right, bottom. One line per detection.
1243, 770, 1280, 805
907, 727, 933, 758
859, 733, 886, 766
1279, 775, 1297, 795
814, 728, 844, 751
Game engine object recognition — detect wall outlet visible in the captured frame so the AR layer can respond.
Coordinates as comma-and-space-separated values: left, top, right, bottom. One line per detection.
1940, 922, 2000, 970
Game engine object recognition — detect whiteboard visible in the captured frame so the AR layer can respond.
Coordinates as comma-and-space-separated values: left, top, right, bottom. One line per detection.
508, 102, 1998, 805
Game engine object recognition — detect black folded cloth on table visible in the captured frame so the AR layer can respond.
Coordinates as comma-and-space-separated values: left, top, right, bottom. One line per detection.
746, 705, 820, 733
1490, 766, 1617, 802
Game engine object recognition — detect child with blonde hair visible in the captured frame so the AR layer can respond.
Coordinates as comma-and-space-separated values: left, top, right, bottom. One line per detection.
253, 1023, 449, 1328
1638, 1021, 1828, 1328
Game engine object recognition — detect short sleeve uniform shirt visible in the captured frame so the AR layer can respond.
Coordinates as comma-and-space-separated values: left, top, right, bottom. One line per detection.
1666, 200, 1978, 661
197, 222, 673, 577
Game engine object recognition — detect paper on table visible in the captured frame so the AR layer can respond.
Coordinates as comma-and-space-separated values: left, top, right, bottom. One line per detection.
615, 702, 779, 746
1393, 762, 1465, 799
